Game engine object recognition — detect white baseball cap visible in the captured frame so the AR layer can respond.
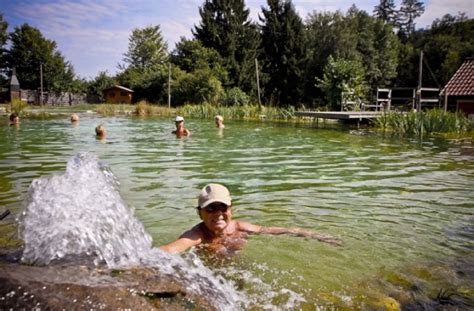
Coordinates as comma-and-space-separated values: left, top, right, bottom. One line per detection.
175, 116, 184, 122
198, 183, 232, 208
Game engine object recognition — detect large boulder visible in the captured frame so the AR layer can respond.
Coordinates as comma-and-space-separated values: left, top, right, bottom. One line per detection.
0, 251, 216, 310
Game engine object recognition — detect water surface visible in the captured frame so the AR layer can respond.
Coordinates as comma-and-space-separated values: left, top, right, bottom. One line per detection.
1, 114, 473, 308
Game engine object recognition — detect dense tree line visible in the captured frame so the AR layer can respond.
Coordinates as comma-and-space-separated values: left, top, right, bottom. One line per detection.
1, 0, 473, 108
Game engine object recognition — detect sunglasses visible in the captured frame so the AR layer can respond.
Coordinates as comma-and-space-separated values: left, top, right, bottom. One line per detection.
201, 203, 230, 213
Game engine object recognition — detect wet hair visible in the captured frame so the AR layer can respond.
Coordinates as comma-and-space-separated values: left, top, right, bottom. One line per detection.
9, 112, 19, 122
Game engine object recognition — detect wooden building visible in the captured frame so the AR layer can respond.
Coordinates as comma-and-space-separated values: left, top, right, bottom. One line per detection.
102, 85, 133, 104
441, 57, 474, 116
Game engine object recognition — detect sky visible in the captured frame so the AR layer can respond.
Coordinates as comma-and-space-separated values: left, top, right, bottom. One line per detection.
1, 0, 472, 79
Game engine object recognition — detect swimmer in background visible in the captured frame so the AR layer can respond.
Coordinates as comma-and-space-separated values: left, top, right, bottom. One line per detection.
70, 113, 80, 122
215, 115, 225, 129
9, 112, 20, 125
172, 116, 190, 137
159, 183, 341, 255
95, 124, 106, 139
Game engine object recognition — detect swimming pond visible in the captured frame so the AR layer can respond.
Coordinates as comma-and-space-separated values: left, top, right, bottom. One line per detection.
1, 114, 473, 308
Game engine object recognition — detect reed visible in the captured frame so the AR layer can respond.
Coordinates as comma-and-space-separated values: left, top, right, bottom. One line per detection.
374, 109, 473, 137
95, 104, 134, 116
134, 101, 171, 116
176, 103, 296, 121
8, 98, 29, 115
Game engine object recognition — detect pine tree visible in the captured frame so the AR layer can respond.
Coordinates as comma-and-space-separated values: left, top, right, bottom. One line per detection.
398, 0, 424, 35
193, 0, 260, 96
260, 0, 307, 106
373, 0, 396, 25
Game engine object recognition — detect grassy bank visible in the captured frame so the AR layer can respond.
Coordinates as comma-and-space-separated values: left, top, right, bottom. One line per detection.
176, 103, 296, 120
374, 109, 473, 137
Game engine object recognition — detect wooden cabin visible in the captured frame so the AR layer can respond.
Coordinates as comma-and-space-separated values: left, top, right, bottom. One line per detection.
102, 85, 133, 104
441, 57, 474, 117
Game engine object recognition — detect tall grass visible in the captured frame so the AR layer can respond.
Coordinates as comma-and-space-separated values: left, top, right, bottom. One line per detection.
95, 104, 134, 116
375, 109, 473, 137
176, 103, 296, 121
134, 101, 171, 116
8, 98, 29, 115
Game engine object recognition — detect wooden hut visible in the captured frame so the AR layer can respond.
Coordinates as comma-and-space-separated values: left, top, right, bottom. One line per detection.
102, 85, 133, 104
441, 57, 474, 116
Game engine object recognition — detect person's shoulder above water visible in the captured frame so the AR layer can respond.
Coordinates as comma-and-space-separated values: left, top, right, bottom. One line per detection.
172, 115, 190, 136
159, 183, 342, 254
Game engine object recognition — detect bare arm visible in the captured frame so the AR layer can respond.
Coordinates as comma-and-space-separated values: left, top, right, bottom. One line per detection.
237, 221, 342, 246
159, 229, 202, 254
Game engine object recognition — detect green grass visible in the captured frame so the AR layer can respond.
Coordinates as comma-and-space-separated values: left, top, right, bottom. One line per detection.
374, 109, 473, 137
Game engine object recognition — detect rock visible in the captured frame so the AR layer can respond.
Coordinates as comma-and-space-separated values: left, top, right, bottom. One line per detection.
0, 259, 216, 310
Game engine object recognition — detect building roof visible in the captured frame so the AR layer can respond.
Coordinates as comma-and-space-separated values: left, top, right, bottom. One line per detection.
102, 85, 134, 93
10, 68, 19, 87
442, 58, 474, 96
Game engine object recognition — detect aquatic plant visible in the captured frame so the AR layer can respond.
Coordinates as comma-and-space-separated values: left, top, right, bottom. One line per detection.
176, 103, 296, 121
95, 104, 133, 116
8, 98, 29, 116
134, 101, 171, 116
374, 109, 473, 137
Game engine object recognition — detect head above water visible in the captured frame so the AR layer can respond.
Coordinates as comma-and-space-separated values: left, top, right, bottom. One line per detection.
198, 183, 232, 209
70, 113, 80, 122
9, 112, 20, 124
95, 124, 106, 137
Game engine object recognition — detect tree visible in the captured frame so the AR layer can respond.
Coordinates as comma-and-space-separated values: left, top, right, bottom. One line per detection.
5, 24, 75, 91
118, 25, 169, 102
0, 13, 8, 84
120, 25, 168, 71
316, 56, 367, 110
172, 68, 224, 105
420, 14, 474, 86
170, 37, 227, 83
193, 0, 260, 96
260, 0, 307, 106
398, 0, 424, 35
373, 0, 396, 25
347, 6, 399, 88
87, 71, 116, 102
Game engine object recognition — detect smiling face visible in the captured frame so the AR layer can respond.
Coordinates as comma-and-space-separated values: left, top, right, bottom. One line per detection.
199, 203, 232, 236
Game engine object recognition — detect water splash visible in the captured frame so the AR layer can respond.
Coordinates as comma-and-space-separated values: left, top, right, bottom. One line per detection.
18, 152, 244, 309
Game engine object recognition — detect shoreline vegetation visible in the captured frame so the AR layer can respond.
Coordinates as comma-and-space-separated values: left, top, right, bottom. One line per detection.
2, 101, 473, 138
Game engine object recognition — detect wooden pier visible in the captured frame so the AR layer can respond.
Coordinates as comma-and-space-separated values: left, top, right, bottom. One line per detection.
295, 111, 383, 120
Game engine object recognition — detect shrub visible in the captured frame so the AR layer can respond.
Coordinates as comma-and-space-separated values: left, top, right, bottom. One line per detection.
221, 87, 250, 106
9, 98, 29, 116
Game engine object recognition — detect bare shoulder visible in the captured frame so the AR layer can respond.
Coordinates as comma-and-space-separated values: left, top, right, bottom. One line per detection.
236, 221, 262, 233
180, 223, 205, 240
159, 224, 204, 254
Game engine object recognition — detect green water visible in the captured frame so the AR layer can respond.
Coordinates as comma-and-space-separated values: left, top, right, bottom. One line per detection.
1, 114, 473, 308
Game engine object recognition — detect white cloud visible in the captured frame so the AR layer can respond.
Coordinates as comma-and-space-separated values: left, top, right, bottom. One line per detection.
418, 0, 473, 28
5, 0, 472, 78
